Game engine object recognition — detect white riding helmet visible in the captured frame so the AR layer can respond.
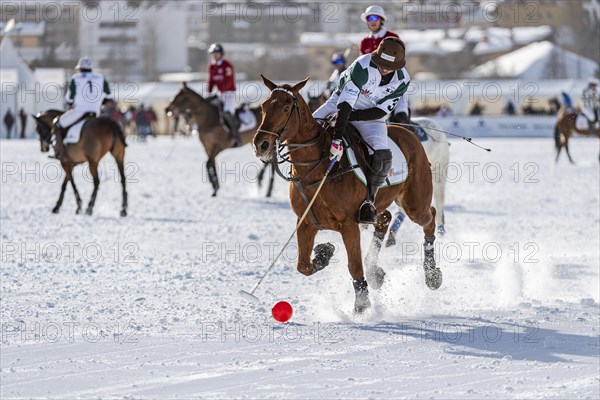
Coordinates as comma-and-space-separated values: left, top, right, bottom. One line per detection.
588, 77, 599, 86
361, 5, 387, 22
75, 57, 93, 70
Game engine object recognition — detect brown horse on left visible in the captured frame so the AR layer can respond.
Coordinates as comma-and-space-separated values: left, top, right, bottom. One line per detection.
253, 76, 441, 314
33, 110, 128, 217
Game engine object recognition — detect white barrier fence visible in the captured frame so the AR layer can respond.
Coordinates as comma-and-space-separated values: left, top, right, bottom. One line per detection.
431, 116, 557, 138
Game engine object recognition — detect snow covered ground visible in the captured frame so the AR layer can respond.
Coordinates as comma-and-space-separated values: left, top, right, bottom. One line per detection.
1, 136, 599, 399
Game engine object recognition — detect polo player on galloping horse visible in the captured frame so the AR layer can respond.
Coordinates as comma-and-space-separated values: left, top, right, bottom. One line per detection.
207, 43, 241, 147
52, 57, 113, 160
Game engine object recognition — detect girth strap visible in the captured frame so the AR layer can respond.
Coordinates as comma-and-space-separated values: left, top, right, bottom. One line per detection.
291, 180, 325, 230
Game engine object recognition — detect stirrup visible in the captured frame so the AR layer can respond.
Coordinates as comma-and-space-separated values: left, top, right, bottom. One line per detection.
358, 200, 377, 224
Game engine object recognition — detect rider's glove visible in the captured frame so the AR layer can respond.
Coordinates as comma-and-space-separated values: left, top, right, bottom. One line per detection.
329, 139, 343, 162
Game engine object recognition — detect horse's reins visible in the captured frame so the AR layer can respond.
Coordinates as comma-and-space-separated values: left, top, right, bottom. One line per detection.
257, 88, 330, 184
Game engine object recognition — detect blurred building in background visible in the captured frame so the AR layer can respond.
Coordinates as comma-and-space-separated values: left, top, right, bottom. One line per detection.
2, 0, 598, 82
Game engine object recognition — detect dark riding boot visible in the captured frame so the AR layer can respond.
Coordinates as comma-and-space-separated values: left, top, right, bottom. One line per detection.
50, 121, 66, 161
224, 112, 241, 147
358, 149, 393, 224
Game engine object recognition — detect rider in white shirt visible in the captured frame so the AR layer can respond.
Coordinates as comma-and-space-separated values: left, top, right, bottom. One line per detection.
52, 57, 112, 160
313, 37, 409, 224
581, 77, 600, 129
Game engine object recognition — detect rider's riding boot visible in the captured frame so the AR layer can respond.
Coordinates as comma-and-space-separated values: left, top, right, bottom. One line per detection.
51, 121, 66, 161
358, 149, 393, 224
224, 112, 241, 147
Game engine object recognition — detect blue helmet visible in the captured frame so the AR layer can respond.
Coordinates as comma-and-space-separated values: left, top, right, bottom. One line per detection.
208, 43, 224, 54
331, 53, 346, 66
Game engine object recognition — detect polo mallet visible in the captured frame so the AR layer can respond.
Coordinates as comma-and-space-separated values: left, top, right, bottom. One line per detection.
239, 158, 337, 303
391, 122, 492, 152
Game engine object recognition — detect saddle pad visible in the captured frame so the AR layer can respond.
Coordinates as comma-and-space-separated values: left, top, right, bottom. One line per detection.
239, 109, 257, 132
345, 137, 409, 188
63, 120, 87, 144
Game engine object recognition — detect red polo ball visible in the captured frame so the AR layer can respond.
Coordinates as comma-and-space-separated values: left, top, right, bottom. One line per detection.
271, 301, 293, 323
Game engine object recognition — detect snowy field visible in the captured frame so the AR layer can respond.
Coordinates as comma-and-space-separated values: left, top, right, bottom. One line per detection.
1, 136, 599, 399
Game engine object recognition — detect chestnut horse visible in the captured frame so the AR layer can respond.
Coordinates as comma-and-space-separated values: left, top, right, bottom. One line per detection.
33, 110, 128, 217
253, 76, 441, 313
554, 107, 600, 163
165, 83, 275, 197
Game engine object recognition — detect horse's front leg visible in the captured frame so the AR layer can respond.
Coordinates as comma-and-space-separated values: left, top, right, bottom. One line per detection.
296, 220, 319, 276
266, 161, 275, 198
206, 158, 220, 197
365, 210, 391, 289
341, 223, 370, 314
52, 176, 69, 214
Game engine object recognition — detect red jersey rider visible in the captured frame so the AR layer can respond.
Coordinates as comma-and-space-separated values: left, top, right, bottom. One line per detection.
360, 5, 410, 124
207, 43, 240, 146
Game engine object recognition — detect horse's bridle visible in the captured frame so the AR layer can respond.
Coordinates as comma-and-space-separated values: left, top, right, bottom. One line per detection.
256, 87, 301, 141
36, 116, 54, 145
257, 87, 329, 183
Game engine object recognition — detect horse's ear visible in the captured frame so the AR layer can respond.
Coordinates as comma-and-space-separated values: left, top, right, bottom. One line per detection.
261, 74, 277, 91
182, 81, 188, 88
291, 77, 310, 93
31, 114, 39, 120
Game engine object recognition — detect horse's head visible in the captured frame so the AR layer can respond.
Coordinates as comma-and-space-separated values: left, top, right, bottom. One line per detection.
33, 110, 62, 152
165, 82, 204, 116
254, 75, 310, 162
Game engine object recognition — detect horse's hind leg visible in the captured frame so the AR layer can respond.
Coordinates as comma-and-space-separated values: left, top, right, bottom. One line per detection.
340, 223, 370, 314
85, 162, 100, 215
564, 139, 575, 164
112, 145, 128, 217
401, 191, 442, 290
385, 210, 405, 247
432, 154, 448, 236
365, 210, 391, 289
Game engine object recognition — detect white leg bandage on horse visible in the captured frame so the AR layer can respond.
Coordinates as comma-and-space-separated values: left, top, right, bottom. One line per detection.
221, 91, 236, 115
313, 93, 339, 120
351, 119, 389, 154
393, 94, 409, 116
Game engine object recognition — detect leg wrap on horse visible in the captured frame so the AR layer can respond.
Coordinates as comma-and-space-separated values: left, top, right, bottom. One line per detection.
52, 121, 67, 160
352, 277, 371, 313
359, 149, 393, 224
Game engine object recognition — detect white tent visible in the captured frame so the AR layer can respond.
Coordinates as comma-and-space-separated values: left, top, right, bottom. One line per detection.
0, 37, 62, 138
470, 41, 599, 80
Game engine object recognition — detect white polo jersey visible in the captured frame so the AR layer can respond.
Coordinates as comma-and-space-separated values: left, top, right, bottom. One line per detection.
66, 71, 112, 113
337, 54, 410, 114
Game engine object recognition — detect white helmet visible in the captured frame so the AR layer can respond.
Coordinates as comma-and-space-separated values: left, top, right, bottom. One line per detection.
361, 5, 387, 22
75, 57, 93, 70
588, 77, 599, 86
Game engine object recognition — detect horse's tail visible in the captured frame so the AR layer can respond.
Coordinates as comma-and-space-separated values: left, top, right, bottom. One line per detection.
108, 119, 127, 150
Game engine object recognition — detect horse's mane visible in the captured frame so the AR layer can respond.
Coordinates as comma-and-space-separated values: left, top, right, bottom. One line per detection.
37, 109, 65, 127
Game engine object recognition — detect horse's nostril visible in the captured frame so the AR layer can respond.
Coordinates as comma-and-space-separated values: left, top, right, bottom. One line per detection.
260, 140, 270, 152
